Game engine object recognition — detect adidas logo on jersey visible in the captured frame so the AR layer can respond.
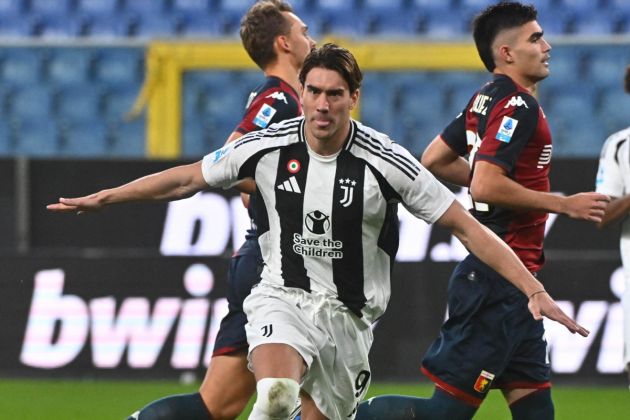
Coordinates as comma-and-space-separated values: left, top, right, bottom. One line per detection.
277, 176, 301, 193
504, 95, 529, 109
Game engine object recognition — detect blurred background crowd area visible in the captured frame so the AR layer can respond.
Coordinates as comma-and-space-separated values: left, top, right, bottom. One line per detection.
0, 0, 629, 159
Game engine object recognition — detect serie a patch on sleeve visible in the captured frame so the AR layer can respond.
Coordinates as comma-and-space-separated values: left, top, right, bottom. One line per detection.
495, 116, 518, 143
253, 103, 277, 128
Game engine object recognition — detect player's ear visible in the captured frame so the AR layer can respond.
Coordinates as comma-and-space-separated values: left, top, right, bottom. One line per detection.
498, 44, 514, 64
276, 34, 290, 53
349, 89, 360, 110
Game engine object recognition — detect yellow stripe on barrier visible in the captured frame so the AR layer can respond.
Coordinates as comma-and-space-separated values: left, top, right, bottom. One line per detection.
140, 40, 483, 158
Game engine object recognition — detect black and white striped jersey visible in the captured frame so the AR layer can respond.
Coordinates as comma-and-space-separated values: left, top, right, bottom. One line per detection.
202, 117, 454, 324
596, 126, 630, 273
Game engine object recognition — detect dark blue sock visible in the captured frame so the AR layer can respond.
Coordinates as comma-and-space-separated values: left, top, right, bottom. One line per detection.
127, 392, 211, 420
509, 388, 554, 420
356, 388, 478, 420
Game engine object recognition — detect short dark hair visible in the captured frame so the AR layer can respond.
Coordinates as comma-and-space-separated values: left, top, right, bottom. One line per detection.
625, 65, 630, 94
240, 0, 294, 70
299, 43, 363, 93
472, 2, 538, 72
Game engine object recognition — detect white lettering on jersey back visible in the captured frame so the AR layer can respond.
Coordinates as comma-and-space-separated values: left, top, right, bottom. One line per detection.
504, 95, 529, 109
538, 144, 553, 169
266, 91, 288, 104
470, 94, 491, 115
277, 176, 301, 193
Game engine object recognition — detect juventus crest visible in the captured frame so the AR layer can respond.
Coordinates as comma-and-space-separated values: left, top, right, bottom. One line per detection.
338, 178, 356, 207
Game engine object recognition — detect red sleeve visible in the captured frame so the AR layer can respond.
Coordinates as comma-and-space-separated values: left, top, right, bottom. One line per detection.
236, 87, 301, 134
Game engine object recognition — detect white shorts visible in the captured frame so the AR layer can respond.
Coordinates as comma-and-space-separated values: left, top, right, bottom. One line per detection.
244, 282, 373, 419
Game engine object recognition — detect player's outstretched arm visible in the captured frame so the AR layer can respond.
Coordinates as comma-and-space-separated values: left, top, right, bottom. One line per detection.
436, 199, 589, 337
47, 161, 208, 214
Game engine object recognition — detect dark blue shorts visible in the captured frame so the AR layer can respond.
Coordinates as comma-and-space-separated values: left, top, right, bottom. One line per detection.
421, 254, 550, 406
212, 236, 263, 356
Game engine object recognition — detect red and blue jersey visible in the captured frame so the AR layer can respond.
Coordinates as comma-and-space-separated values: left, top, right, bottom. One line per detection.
236, 76, 301, 135
441, 74, 552, 272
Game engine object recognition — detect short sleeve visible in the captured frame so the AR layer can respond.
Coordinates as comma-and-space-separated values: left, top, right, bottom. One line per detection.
389, 143, 456, 223
441, 100, 472, 157
236, 87, 300, 134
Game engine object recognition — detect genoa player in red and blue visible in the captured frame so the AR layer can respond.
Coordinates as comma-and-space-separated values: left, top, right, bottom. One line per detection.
356, 3, 607, 420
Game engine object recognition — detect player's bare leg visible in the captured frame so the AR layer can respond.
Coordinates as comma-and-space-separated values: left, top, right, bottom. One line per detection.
299, 390, 327, 420
249, 343, 305, 419
502, 388, 537, 404
199, 351, 256, 419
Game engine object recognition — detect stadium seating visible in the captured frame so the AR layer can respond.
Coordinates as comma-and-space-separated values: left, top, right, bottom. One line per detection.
178, 15, 223, 38
47, 49, 96, 87
60, 119, 109, 157
57, 85, 103, 123
1, 48, 46, 86
598, 88, 630, 135
9, 85, 55, 121
93, 48, 143, 87
172, 0, 212, 17
13, 119, 59, 156
0, 2, 627, 158
109, 119, 145, 157
0, 119, 13, 155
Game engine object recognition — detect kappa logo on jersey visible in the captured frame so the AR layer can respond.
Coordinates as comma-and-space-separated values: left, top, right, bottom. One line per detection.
265, 91, 288, 104
496, 116, 519, 143
245, 91, 257, 109
305, 210, 330, 234
339, 178, 357, 207
473, 370, 495, 393
253, 103, 277, 128
504, 95, 529, 109
277, 176, 301, 193
287, 159, 301, 174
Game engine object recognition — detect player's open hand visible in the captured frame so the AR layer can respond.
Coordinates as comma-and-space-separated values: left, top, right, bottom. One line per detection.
563, 192, 610, 223
46, 194, 104, 214
527, 291, 589, 337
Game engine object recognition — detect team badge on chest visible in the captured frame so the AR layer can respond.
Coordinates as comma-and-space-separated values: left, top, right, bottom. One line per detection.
338, 178, 356, 207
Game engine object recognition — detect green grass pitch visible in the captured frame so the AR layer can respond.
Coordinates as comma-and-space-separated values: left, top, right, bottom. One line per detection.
1, 379, 628, 419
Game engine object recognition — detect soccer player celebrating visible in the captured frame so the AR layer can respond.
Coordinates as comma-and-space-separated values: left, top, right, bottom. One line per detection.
49, 43, 589, 420
357, 2, 609, 420
121, 1, 314, 419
